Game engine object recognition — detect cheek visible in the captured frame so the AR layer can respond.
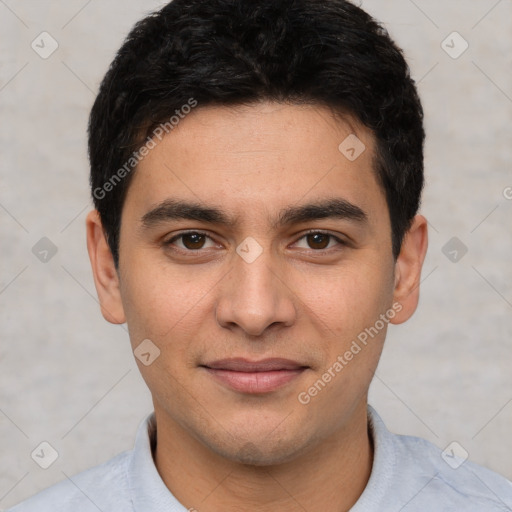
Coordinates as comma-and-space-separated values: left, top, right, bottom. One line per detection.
294, 265, 393, 417
294, 259, 395, 338
119, 260, 210, 403
120, 254, 220, 345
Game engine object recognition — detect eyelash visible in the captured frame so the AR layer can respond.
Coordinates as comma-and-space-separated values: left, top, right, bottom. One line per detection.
163, 229, 347, 254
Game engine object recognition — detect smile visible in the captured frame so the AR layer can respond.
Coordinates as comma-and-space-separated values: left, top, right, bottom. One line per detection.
201, 358, 308, 394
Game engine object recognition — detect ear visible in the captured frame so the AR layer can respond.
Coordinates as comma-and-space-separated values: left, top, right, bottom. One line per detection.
85, 210, 126, 324
389, 214, 428, 325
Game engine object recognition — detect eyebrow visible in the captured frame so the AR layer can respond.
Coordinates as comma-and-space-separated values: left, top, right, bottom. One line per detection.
139, 197, 368, 232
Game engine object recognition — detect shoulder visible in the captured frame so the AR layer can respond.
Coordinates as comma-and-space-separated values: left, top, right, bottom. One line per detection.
6, 450, 132, 512
362, 406, 512, 511
393, 431, 512, 510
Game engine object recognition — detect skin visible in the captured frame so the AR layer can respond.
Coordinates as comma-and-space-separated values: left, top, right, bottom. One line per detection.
86, 101, 428, 512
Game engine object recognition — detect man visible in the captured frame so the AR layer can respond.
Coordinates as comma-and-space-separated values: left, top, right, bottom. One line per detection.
9, 0, 512, 510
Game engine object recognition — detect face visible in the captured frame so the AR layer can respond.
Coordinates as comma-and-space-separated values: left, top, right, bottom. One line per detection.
87, 101, 426, 466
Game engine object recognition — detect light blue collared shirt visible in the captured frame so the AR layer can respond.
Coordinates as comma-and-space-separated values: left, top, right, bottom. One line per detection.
8, 406, 512, 511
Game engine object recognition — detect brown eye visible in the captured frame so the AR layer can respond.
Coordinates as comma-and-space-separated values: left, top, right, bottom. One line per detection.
165, 231, 215, 251
306, 232, 331, 250
293, 231, 345, 251
181, 233, 206, 250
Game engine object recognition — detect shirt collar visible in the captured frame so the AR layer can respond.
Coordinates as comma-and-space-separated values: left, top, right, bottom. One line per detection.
127, 405, 394, 511
349, 404, 397, 510
128, 413, 188, 511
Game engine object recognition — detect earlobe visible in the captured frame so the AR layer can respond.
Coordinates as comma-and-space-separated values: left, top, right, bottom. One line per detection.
390, 214, 428, 325
85, 210, 126, 324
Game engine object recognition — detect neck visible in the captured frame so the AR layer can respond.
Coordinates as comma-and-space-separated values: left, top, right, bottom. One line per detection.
153, 401, 373, 512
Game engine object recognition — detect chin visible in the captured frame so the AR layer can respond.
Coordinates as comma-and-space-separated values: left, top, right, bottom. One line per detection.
201, 424, 315, 467
216, 439, 304, 466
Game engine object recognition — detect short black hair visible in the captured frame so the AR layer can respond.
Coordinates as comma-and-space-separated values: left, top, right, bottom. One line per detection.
88, 0, 425, 268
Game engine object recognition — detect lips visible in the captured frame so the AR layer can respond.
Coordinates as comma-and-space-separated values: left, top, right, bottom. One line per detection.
201, 358, 308, 394
204, 358, 306, 372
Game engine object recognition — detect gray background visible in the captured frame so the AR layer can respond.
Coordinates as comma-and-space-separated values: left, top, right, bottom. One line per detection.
1, 0, 511, 508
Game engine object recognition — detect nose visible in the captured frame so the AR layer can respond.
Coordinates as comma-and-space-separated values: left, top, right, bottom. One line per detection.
215, 244, 297, 337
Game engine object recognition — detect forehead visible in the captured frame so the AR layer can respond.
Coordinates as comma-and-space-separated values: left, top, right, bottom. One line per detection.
123, 101, 385, 225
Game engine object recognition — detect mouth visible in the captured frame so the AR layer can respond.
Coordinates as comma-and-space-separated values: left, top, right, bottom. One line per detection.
200, 358, 309, 394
